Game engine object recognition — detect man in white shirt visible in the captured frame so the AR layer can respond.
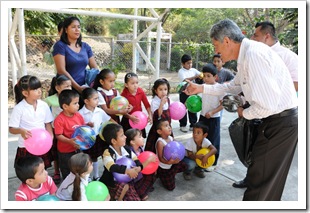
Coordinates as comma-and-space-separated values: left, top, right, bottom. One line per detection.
184, 19, 298, 201
233, 21, 299, 189
251, 21, 298, 91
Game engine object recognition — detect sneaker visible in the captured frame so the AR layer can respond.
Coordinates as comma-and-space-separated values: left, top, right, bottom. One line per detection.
180, 126, 188, 133
183, 172, 192, 180
194, 170, 206, 178
204, 166, 216, 172
93, 177, 100, 181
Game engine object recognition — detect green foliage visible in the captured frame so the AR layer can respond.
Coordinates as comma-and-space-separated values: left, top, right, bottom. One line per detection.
170, 42, 214, 72
23, 11, 67, 35
108, 19, 133, 37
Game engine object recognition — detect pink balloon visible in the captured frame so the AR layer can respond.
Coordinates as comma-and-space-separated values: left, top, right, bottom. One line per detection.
169, 101, 186, 120
24, 128, 52, 155
129, 111, 148, 130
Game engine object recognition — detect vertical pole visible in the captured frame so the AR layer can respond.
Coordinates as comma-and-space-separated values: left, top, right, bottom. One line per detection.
132, 8, 138, 74
111, 38, 114, 69
196, 45, 199, 69
155, 22, 162, 80
167, 36, 171, 70
8, 8, 17, 90
17, 9, 27, 76
146, 32, 151, 71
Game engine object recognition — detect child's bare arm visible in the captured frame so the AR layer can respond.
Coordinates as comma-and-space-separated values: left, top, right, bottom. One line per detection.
45, 122, 54, 140
9, 127, 32, 140
205, 103, 224, 119
56, 134, 80, 149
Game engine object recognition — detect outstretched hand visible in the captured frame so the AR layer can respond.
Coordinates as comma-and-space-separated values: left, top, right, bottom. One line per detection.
183, 80, 203, 95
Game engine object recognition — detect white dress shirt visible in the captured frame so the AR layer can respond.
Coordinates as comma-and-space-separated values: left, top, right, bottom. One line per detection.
271, 41, 298, 82
202, 38, 297, 120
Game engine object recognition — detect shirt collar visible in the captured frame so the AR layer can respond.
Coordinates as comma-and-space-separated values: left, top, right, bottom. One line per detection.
109, 145, 130, 160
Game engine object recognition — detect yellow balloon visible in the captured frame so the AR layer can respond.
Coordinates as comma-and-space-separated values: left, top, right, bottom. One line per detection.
195, 148, 215, 168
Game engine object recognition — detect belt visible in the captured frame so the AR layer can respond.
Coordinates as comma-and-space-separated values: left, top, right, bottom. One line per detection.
263, 107, 298, 121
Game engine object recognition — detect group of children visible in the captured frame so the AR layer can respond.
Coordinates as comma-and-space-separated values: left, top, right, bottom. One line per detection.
10, 53, 234, 201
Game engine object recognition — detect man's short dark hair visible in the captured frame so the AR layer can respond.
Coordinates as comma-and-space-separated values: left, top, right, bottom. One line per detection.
58, 89, 79, 109
255, 21, 277, 40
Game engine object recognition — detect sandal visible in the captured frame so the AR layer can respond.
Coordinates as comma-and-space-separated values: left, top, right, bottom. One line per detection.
53, 173, 61, 184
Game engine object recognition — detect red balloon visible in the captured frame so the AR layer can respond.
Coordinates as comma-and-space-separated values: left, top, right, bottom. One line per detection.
24, 128, 52, 155
137, 151, 159, 175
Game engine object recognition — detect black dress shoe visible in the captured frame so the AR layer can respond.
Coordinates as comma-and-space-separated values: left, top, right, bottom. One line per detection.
232, 179, 248, 188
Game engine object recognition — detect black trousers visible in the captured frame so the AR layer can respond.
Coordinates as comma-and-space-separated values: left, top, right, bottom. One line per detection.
243, 112, 298, 201
179, 92, 197, 127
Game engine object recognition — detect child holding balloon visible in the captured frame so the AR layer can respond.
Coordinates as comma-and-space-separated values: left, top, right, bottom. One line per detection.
145, 78, 173, 153
53, 90, 84, 180
44, 74, 72, 184
98, 123, 149, 201
121, 72, 152, 138
92, 68, 132, 124
15, 156, 57, 201
182, 122, 217, 180
125, 128, 158, 195
79, 87, 115, 181
56, 153, 110, 201
9, 75, 54, 169
155, 119, 187, 191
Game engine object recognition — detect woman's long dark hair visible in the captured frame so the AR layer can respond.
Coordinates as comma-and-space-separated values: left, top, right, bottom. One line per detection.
60, 16, 82, 48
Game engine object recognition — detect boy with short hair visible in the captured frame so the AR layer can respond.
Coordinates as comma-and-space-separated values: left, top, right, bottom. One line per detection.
199, 63, 225, 171
54, 89, 84, 180
178, 54, 201, 132
182, 122, 217, 180
212, 54, 235, 84
15, 156, 57, 201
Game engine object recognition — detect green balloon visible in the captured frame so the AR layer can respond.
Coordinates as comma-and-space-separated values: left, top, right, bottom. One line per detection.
185, 95, 202, 113
37, 194, 60, 201
176, 82, 188, 94
86, 181, 109, 201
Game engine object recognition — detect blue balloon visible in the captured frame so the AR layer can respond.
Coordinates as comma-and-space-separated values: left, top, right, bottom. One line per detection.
72, 125, 96, 150
163, 141, 186, 161
37, 194, 60, 201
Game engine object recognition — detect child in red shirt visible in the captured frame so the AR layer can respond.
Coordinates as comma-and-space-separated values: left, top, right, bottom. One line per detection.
15, 156, 57, 201
54, 90, 84, 180
121, 72, 152, 138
